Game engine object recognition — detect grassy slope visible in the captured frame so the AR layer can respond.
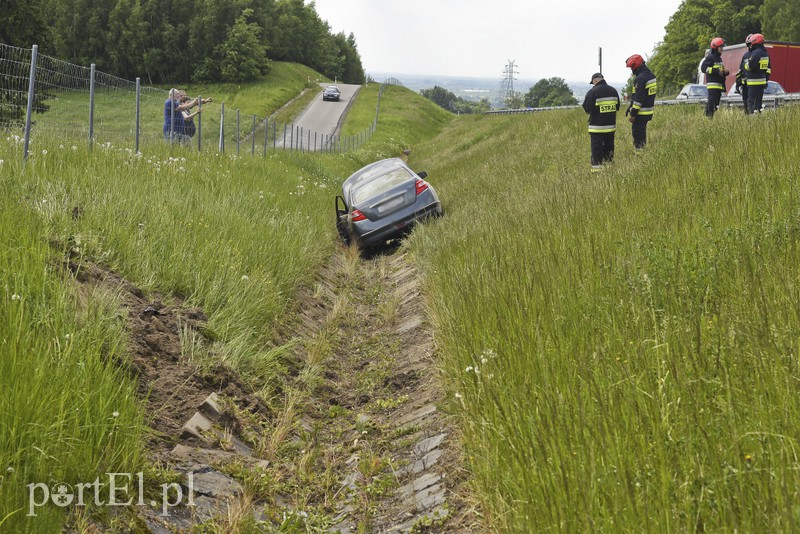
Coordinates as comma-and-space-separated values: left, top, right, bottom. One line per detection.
407, 104, 800, 531
0, 82, 448, 532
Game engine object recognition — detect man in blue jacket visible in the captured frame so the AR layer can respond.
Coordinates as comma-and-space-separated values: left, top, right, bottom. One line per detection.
582, 72, 620, 172
625, 54, 657, 150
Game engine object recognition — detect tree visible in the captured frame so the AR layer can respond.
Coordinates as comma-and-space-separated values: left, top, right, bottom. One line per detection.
762, 0, 800, 42
0, 0, 50, 48
217, 8, 271, 82
523, 77, 577, 108
420, 86, 457, 110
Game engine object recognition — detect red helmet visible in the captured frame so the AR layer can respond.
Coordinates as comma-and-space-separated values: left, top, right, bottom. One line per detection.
626, 54, 644, 70
750, 33, 765, 45
745, 34, 753, 44
710, 37, 725, 49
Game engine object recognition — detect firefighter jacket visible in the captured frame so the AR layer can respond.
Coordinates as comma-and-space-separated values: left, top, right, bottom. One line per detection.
735, 48, 752, 92
745, 45, 771, 86
628, 64, 657, 119
702, 49, 726, 91
582, 79, 620, 133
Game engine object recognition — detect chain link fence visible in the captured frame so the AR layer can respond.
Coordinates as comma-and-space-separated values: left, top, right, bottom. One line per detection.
1, 44, 404, 161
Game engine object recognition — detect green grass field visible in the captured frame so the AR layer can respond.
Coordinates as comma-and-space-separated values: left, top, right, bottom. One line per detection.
3, 73, 800, 532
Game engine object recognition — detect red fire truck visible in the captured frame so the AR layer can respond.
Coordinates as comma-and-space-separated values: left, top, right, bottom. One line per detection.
701, 40, 800, 93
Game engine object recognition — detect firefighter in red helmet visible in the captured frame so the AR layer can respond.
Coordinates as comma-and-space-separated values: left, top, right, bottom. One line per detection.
745, 33, 771, 113
701, 37, 729, 117
625, 54, 657, 150
735, 34, 754, 113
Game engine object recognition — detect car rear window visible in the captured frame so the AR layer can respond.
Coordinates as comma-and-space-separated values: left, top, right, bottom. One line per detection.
351, 167, 414, 205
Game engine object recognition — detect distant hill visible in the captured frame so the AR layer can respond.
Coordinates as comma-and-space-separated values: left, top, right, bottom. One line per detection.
368, 71, 627, 109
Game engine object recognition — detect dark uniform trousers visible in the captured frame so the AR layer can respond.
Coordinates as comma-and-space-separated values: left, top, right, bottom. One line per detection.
705, 89, 723, 117
632, 117, 649, 149
590, 133, 615, 166
747, 86, 765, 113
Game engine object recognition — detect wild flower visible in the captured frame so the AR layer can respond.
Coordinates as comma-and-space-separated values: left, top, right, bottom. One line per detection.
241, 275, 250, 281
41, 150, 47, 155
11, 294, 22, 301
0, 159, 4, 166
112, 411, 120, 418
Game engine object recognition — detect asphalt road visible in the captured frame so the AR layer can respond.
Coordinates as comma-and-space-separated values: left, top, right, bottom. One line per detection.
280, 83, 361, 151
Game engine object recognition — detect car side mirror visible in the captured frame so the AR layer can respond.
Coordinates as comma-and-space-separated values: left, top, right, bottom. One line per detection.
417, 171, 428, 179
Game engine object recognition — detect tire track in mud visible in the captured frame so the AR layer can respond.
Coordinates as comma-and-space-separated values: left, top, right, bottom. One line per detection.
279, 245, 481, 532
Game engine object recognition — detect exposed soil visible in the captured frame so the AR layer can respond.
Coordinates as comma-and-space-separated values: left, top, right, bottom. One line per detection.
64, 238, 482, 532
66, 261, 269, 454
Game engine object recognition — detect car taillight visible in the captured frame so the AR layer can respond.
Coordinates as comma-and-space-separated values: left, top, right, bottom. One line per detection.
351, 209, 366, 222
415, 179, 429, 195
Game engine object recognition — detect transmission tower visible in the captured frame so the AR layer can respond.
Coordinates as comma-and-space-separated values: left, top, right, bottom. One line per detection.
501, 60, 518, 103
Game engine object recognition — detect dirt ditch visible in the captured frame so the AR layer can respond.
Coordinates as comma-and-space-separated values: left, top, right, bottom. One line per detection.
66, 241, 481, 532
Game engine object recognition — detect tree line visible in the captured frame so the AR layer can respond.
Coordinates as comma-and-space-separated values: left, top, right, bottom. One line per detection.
649, 0, 800, 93
421, 77, 578, 113
0, 0, 365, 85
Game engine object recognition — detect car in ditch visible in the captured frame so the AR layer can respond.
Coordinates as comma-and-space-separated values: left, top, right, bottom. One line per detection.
322, 85, 341, 101
335, 158, 443, 249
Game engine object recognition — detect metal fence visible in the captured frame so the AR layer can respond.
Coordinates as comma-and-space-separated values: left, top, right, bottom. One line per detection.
1, 44, 403, 161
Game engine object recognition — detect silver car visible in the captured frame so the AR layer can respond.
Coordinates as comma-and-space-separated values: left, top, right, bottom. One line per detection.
335, 158, 443, 249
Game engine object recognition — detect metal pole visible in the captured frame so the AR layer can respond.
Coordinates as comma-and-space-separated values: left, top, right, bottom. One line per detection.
23, 44, 38, 163
89, 64, 96, 148
135, 78, 141, 153
236, 109, 240, 156
314, 131, 317, 152
598, 47, 603, 75
264, 119, 269, 156
251, 114, 256, 155
170, 89, 175, 149
197, 94, 202, 152
219, 102, 225, 153
283, 124, 287, 150
273, 121, 277, 151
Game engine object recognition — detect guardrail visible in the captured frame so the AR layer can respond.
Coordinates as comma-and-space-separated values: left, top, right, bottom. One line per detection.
485, 92, 800, 115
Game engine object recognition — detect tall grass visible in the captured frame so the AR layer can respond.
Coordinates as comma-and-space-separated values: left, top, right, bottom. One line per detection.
408, 104, 800, 531
0, 152, 143, 531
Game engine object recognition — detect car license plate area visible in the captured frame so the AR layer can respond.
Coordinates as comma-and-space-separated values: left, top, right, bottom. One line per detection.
376, 196, 404, 215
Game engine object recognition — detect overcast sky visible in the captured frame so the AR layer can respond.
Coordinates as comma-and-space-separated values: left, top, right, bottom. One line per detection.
310, 0, 684, 85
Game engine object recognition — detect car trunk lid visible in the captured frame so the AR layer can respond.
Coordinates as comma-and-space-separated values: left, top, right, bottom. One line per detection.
355, 179, 417, 221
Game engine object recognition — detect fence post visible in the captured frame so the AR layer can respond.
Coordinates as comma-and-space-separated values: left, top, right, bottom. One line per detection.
89, 64, 96, 148
236, 109, 240, 156
282, 123, 287, 150
197, 95, 202, 152
23, 44, 38, 163
251, 114, 256, 155
219, 102, 225, 153
264, 117, 269, 156
273, 121, 277, 151
135, 78, 141, 153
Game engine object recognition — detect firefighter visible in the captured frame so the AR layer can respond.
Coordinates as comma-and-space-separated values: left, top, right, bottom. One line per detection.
582, 72, 620, 172
735, 34, 753, 113
701, 37, 729, 117
745, 33, 771, 113
625, 54, 657, 150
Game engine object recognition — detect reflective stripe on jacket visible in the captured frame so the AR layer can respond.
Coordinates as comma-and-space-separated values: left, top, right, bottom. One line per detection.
582, 79, 620, 133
